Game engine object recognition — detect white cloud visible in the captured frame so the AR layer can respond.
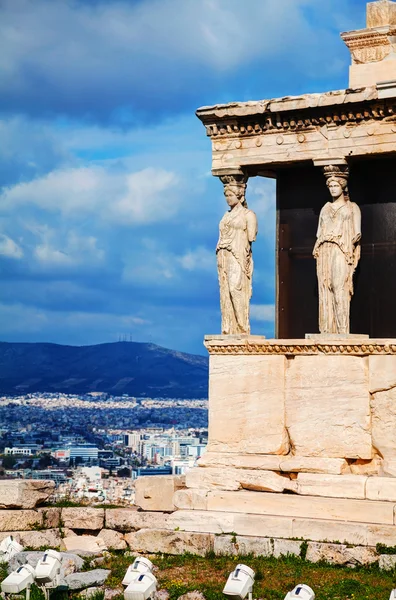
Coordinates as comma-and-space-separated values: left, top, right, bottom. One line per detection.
122, 243, 217, 287
178, 247, 214, 272
0, 166, 181, 225
129, 317, 151, 326
34, 229, 104, 267
0, 234, 23, 259
114, 169, 179, 224
122, 250, 176, 285
250, 304, 275, 322
0, 0, 353, 118
0, 0, 318, 75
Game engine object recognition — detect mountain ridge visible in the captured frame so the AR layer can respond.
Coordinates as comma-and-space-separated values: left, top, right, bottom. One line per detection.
0, 340, 208, 399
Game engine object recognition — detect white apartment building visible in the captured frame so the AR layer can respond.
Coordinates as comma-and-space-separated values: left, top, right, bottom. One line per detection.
4, 445, 41, 456
124, 432, 141, 451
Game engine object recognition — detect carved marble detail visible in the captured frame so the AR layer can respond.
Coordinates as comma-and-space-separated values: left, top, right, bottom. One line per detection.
216, 174, 258, 335
367, 0, 396, 28
204, 337, 396, 356
202, 101, 396, 139
340, 1, 396, 86
342, 30, 396, 64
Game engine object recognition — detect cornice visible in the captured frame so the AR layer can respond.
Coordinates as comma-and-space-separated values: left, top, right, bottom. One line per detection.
196, 88, 379, 122
201, 101, 396, 139
342, 28, 396, 48
341, 26, 396, 64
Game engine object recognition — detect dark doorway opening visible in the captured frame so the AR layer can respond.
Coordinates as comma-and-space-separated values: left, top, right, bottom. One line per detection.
276, 156, 396, 338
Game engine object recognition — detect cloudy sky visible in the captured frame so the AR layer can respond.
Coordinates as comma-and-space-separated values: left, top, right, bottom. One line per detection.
0, 0, 368, 355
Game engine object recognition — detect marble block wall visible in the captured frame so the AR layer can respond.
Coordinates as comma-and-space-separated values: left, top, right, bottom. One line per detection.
209, 355, 289, 455
204, 337, 396, 472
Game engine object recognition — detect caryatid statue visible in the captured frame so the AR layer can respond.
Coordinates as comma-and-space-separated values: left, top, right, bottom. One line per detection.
313, 165, 361, 335
216, 174, 258, 335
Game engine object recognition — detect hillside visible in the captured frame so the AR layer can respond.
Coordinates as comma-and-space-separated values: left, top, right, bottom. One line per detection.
0, 341, 208, 398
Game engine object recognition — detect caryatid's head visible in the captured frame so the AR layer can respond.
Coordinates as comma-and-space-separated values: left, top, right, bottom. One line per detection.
324, 165, 349, 201
220, 174, 248, 208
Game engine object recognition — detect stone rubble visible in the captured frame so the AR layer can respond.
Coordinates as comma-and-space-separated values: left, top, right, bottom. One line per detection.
134, 475, 185, 512
64, 569, 111, 590
9, 551, 84, 576
0, 481, 55, 509
63, 534, 107, 553
177, 593, 206, 600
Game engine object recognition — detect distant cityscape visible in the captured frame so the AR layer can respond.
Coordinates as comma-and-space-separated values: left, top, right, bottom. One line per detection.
0, 392, 208, 504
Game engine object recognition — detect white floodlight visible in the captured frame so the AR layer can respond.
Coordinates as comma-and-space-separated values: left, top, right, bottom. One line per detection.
122, 558, 154, 586
1, 564, 35, 595
124, 572, 158, 600
284, 584, 315, 600
390, 591, 396, 600
0, 536, 24, 563
223, 564, 255, 600
34, 549, 62, 587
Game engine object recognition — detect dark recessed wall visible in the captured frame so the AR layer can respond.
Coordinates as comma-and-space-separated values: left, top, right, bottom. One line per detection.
276, 156, 396, 339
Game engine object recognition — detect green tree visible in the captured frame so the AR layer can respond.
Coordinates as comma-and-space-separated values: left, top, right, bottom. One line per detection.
2, 455, 17, 469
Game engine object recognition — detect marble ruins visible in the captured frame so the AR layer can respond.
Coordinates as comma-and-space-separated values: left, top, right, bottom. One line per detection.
2, 0, 395, 567
168, 0, 396, 557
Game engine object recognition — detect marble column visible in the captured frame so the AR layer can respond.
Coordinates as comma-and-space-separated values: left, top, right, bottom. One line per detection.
313, 163, 362, 335
216, 173, 258, 335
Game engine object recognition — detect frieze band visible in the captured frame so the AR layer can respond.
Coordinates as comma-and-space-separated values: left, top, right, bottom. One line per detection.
204, 342, 396, 356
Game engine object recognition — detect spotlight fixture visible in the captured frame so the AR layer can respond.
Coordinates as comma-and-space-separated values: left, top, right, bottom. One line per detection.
223, 564, 255, 600
0, 536, 24, 563
284, 584, 315, 600
34, 549, 62, 600
124, 572, 158, 600
122, 557, 154, 586
1, 564, 35, 600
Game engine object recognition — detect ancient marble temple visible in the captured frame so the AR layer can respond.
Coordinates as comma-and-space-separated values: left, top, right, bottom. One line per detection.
198, 0, 396, 340
170, 0, 396, 557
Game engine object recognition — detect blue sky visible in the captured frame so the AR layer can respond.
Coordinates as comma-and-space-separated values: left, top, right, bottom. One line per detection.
0, 0, 368, 355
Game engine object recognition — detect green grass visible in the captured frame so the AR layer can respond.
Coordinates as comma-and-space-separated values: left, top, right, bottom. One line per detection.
99, 552, 396, 600
2, 550, 395, 600
377, 543, 396, 555
0, 562, 8, 582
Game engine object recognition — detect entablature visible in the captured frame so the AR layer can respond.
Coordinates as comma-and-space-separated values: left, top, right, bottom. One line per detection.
196, 87, 396, 171
197, 87, 395, 138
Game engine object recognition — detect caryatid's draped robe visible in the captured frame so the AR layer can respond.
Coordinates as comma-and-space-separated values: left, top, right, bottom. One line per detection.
313, 199, 361, 334
217, 202, 258, 335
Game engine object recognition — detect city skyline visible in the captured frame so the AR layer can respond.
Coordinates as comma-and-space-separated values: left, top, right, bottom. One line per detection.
0, 0, 368, 354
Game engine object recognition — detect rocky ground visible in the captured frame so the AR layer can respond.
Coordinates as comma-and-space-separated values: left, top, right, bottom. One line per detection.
1, 550, 395, 600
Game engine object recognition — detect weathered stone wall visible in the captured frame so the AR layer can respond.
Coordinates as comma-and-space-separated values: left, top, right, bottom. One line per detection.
1, 480, 396, 568
1, 504, 396, 568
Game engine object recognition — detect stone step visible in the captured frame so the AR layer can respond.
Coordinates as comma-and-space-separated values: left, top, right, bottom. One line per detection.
186, 467, 297, 493
168, 509, 396, 546
198, 452, 349, 474
204, 490, 395, 525
187, 468, 396, 500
